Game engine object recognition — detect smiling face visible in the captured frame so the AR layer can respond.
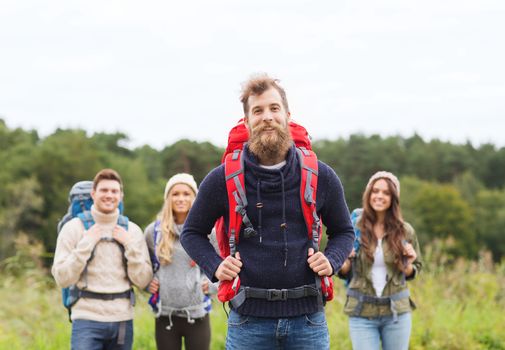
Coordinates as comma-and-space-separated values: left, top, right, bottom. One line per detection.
245, 88, 290, 132
91, 179, 122, 214
169, 183, 195, 219
369, 179, 392, 214
244, 88, 292, 162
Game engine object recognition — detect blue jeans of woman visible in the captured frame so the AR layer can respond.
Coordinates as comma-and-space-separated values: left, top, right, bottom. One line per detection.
348, 312, 411, 350
226, 309, 329, 350
71, 319, 133, 350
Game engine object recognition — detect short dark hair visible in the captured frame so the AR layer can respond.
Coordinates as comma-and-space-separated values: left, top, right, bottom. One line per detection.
93, 168, 123, 191
240, 73, 289, 115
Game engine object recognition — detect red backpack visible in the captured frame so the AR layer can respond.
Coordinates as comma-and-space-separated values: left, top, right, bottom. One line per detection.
215, 119, 334, 305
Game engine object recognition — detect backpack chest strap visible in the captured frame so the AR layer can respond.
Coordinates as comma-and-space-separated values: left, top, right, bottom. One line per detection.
76, 288, 135, 306
77, 211, 130, 289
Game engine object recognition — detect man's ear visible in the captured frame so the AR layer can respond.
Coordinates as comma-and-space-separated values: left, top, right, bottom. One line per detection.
243, 115, 250, 130
91, 189, 96, 202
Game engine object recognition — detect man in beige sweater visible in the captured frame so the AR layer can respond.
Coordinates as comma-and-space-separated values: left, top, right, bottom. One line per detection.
52, 168, 153, 350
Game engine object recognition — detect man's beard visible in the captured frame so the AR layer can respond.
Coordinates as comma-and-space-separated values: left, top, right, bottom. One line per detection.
248, 121, 293, 162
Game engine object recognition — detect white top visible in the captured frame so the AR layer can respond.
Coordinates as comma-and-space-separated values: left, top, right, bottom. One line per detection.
371, 239, 387, 296
259, 160, 286, 169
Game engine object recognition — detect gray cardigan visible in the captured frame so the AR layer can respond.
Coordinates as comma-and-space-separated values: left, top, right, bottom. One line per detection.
145, 222, 217, 324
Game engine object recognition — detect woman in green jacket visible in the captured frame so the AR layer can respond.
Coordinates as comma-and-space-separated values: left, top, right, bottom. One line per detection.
339, 171, 422, 350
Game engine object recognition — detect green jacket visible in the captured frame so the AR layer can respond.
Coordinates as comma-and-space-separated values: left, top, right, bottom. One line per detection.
341, 220, 422, 318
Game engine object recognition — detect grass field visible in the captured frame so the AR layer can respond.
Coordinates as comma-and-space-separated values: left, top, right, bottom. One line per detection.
1, 241, 504, 349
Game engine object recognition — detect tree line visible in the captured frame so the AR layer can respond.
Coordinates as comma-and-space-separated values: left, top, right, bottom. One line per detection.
1, 119, 504, 263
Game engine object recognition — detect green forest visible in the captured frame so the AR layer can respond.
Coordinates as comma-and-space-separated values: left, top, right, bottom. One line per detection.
1, 118, 504, 263
1, 118, 505, 349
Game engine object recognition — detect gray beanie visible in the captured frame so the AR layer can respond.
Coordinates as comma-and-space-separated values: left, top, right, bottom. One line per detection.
164, 173, 198, 199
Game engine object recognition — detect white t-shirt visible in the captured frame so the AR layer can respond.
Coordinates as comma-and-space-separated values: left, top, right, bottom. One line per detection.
259, 160, 286, 170
371, 239, 387, 296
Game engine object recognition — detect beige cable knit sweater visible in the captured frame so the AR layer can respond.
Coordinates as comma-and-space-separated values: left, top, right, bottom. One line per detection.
52, 205, 153, 322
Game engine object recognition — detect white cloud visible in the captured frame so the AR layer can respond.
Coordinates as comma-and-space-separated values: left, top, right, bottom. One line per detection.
1, 0, 504, 149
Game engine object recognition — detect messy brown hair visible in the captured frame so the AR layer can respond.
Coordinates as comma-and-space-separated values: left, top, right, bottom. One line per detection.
240, 73, 290, 115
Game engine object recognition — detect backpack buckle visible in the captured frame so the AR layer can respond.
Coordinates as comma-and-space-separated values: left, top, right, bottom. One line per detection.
266, 289, 288, 301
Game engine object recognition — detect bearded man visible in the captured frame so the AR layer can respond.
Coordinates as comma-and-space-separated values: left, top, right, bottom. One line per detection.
180, 74, 354, 350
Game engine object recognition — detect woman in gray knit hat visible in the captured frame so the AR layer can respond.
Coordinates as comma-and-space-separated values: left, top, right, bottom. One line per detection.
144, 173, 216, 350
339, 171, 423, 350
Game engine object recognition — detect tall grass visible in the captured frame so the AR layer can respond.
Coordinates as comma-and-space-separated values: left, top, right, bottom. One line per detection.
1, 236, 504, 349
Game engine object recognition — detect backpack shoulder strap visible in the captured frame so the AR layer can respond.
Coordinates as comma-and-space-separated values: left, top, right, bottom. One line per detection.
75, 210, 96, 290
350, 208, 363, 254
151, 220, 161, 272
296, 147, 334, 304
153, 220, 161, 246
345, 208, 364, 287
112, 215, 131, 285
78, 211, 95, 230
117, 215, 129, 230
224, 148, 247, 254
296, 147, 320, 245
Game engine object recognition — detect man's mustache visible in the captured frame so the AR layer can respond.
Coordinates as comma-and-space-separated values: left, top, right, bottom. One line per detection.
252, 121, 284, 134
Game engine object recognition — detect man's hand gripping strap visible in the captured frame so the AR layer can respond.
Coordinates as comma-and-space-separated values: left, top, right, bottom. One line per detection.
217, 149, 245, 302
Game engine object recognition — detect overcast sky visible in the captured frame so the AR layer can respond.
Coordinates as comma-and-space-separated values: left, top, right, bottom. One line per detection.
1, 0, 504, 149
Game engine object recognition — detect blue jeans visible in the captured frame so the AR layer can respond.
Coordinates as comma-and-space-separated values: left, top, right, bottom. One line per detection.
226, 310, 329, 350
71, 319, 133, 350
348, 312, 411, 350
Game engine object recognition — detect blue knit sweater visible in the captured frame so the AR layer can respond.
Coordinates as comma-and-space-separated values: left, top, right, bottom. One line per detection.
180, 145, 354, 318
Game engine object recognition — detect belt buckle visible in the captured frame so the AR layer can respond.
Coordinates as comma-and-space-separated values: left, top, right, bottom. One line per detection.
266, 289, 287, 301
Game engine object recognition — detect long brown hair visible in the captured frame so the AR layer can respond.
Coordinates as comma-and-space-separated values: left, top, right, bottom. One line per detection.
358, 177, 406, 270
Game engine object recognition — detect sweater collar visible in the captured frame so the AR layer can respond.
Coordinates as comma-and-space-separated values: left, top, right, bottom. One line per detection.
91, 205, 120, 225
242, 144, 299, 266
173, 223, 184, 237
243, 144, 299, 190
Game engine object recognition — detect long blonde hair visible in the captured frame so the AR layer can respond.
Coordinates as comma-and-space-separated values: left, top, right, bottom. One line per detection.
156, 185, 195, 265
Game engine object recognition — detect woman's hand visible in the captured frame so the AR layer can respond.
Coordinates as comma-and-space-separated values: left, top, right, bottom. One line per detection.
148, 277, 159, 294
201, 279, 209, 294
403, 242, 417, 265
338, 248, 356, 275
402, 242, 417, 276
